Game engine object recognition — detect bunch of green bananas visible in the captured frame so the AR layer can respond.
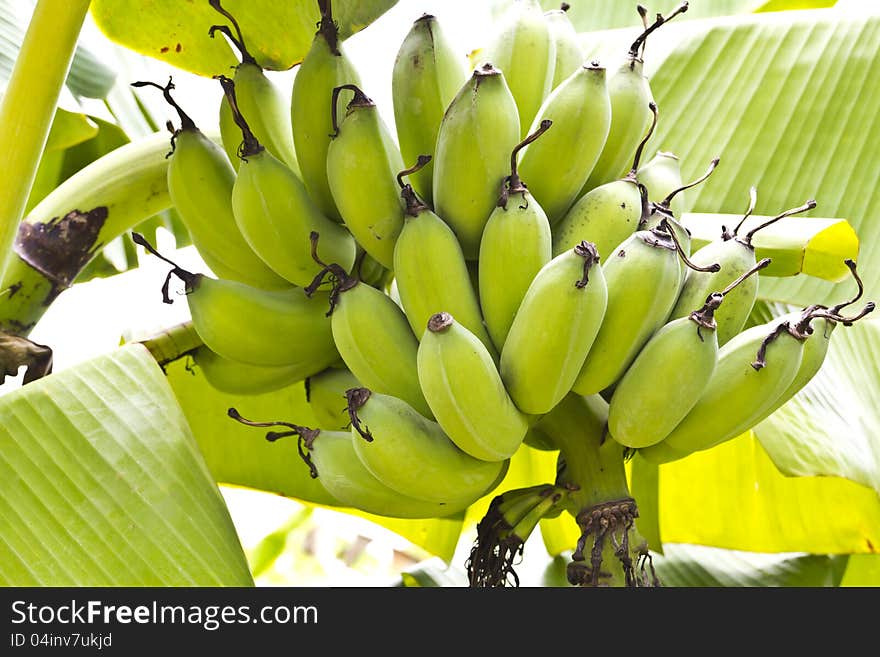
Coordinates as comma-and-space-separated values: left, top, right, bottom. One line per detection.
132, 0, 873, 587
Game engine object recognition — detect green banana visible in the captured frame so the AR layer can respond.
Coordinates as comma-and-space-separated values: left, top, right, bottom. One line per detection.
306, 366, 359, 430
290, 1, 361, 221
219, 76, 357, 287
517, 61, 612, 224
305, 240, 432, 418
391, 13, 466, 205
479, 0, 556, 137
581, 3, 688, 191
345, 388, 509, 506
478, 121, 554, 350
500, 241, 608, 415
553, 102, 656, 256
191, 345, 303, 395
669, 195, 817, 346
130, 79, 288, 291
432, 63, 521, 259
417, 312, 529, 461
637, 151, 683, 219
607, 258, 771, 449
132, 233, 338, 372
572, 221, 720, 397
208, 0, 299, 175
545, 4, 584, 90
326, 84, 405, 270
394, 157, 498, 358
638, 317, 812, 463
227, 410, 469, 519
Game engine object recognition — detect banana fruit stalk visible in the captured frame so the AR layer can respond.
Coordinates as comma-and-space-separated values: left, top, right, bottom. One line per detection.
219, 76, 356, 287
208, 0, 299, 174
394, 159, 498, 358
501, 242, 608, 415
432, 64, 521, 259
327, 84, 405, 270
479, 121, 554, 349
517, 62, 611, 224
479, 0, 556, 137
418, 312, 528, 461
290, 5, 361, 221
346, 388, 509, 506
392, 13, 466, 205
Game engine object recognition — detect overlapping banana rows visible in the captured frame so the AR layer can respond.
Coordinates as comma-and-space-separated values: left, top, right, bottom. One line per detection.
138, 1, 873, 520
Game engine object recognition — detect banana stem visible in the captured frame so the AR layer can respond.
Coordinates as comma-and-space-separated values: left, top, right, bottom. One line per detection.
0, 0, 91, 284
627, 1, 688, 60
727, 185, 758, 240
208, 0, 257, 66
317, 0, 340, 55
625, 102, 658, 181
0, 132, 174, 337
138, 321, 203, 369
216, 75, 263, 158
829, 259, 864, 315
742, 199, 817, 247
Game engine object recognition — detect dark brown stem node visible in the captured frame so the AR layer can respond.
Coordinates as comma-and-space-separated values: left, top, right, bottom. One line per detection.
131, 232, 198, 304
345, 387, 373, 442
573, 241, 601, 288
208, 0, 258, 66
216, 74, 263, 159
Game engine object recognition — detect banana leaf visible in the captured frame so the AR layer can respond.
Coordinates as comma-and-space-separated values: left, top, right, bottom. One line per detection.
0, 343, 253, 585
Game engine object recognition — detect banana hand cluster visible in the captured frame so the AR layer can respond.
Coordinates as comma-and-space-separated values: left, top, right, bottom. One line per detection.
132, 2, 874, 584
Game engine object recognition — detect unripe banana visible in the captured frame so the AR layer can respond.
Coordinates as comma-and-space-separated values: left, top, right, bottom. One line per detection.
209, 0, 299, 175
305, 244, 432, 419
553, 102, 656, 255
572, 222, 718, 397
501, 242, 608, 415
517, 62, 612, 224
395, 159, 498, 358
607, 258, 771, 449
346, 388, 509, 506
133, 233, 338, 372
392, 13, 466, 204
545, 4, 584, 90
130, 80, 288, 291
581, 4, 688, 191
639, 318, 810, 463
637, 151, 683, 219
290, 4, 361, 221
191, 345, 304, 396
326, 84, 405, 270
670, 195, 817, 346
219, 76, 357, 287
417, 312, 529, 461
306, 366, 359, 431
227, 410, 470, 519
479, 121, 554, 349
432, 64, 521, 259
479, 0, 556, 137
